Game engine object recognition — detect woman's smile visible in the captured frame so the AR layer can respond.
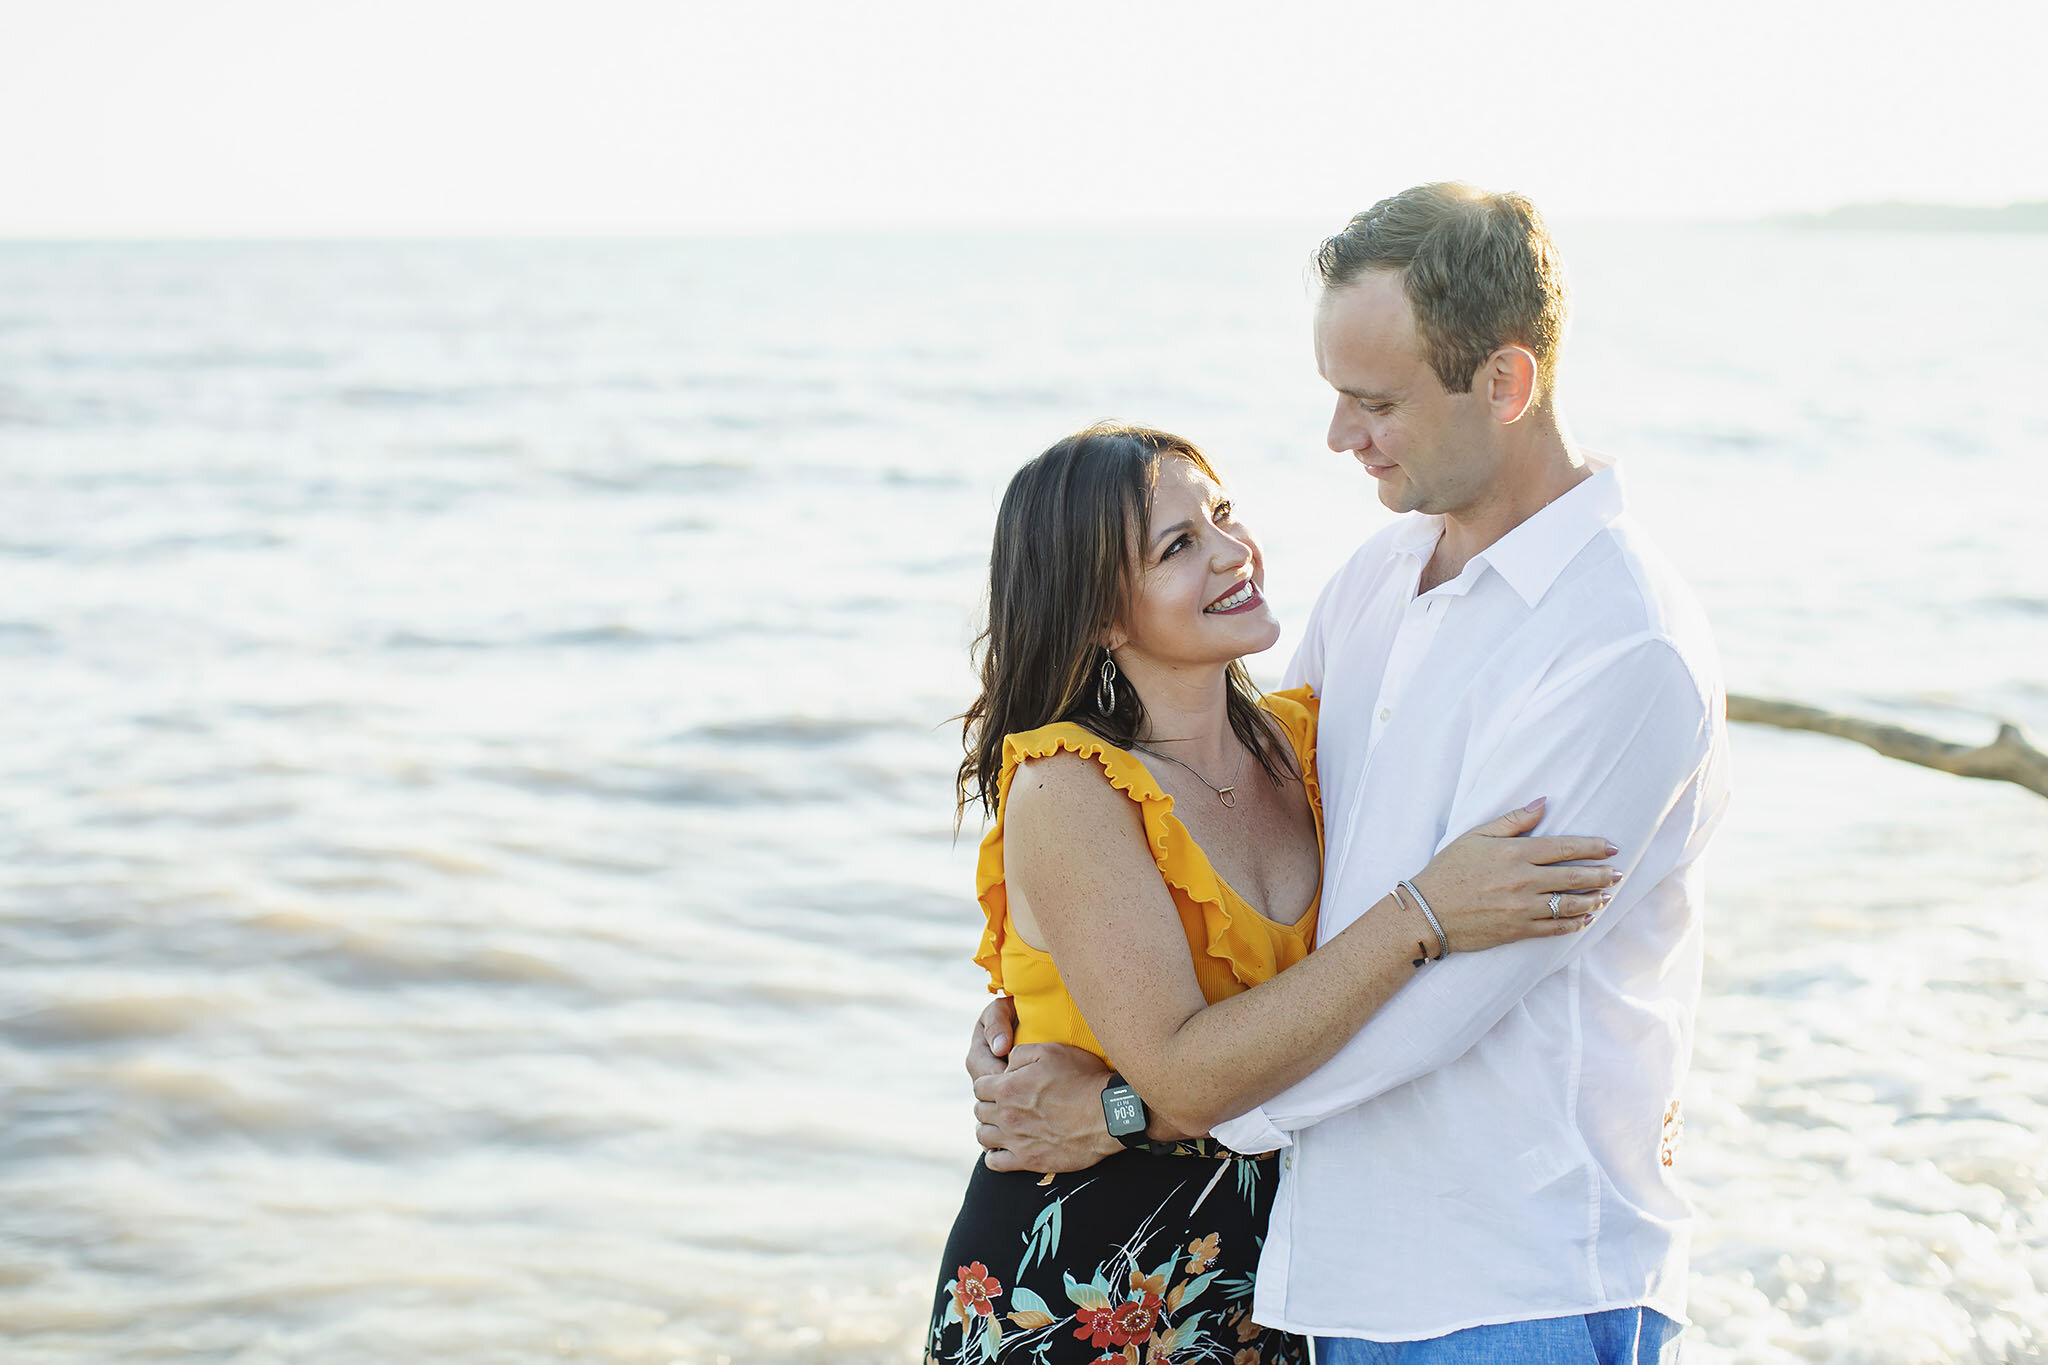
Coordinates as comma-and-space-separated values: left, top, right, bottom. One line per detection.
1205, 580, 1263, 614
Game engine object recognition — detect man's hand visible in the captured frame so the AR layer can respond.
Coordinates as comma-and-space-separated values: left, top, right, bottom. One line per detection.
972, 1041, 1120, 1173
965, 995, 1019, 1083
963, 996, 1198, 1171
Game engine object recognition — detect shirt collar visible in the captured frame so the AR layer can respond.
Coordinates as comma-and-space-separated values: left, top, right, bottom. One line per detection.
1468, 455, 1624, 606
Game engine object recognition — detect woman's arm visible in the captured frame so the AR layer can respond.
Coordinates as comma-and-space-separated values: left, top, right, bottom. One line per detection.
1003, 751, 1611, 1137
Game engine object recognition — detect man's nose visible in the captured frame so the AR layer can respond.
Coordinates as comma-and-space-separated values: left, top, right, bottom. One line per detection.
1328, 399, 1363, 454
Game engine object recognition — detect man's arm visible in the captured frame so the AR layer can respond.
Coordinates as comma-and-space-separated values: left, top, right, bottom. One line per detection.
963, 996, 1195, 1173
1213, 635, 1724, 1153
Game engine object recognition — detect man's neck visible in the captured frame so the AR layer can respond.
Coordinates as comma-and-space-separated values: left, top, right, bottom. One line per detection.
1421, 416, 1589, 593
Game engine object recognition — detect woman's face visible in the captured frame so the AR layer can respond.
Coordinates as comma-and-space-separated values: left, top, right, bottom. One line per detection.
1111, 455, 1280, 668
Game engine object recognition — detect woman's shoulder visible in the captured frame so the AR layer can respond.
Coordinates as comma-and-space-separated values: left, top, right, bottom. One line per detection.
997, 723, 1165, 829
1257, 686, 1320, 769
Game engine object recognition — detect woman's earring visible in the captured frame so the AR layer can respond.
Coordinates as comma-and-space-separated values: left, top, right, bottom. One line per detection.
1096, 657, 1118, 716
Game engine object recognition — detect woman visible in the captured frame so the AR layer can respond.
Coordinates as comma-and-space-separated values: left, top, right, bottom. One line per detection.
925, 426, 1616, 1364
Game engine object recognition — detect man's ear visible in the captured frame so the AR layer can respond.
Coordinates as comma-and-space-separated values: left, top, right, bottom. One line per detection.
1482, 346, 1539, 424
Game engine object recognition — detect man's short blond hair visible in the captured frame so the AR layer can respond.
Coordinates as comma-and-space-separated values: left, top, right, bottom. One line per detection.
1315, 183, 1569, 405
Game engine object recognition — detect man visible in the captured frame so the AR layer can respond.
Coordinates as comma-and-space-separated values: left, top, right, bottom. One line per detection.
967, 183, 1729, 1362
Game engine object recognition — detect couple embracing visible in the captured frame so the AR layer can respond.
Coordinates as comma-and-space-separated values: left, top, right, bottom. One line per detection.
926, 184, 1730, 1364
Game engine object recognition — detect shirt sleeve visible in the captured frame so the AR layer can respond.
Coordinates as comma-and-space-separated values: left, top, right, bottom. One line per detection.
1212, 633, 1718, 1154
1281, 564, 1341, 693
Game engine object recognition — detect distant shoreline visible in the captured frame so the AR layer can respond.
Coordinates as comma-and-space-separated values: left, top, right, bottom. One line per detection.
1767, 201, 2048, 233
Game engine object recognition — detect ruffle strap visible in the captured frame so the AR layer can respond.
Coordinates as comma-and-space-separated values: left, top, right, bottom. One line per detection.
973, 691, 1319, 995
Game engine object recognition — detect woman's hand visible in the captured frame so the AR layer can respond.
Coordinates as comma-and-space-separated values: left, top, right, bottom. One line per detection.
1407, 798, 1619, 952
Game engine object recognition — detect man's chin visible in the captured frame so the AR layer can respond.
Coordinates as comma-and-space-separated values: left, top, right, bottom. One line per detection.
1374, 479, 1417, 515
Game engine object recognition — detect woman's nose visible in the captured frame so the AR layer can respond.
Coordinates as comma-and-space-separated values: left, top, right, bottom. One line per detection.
1216, 529, 1255, 570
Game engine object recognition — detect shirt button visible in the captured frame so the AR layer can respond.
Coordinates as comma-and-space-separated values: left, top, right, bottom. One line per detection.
1379, 708, 1392, 722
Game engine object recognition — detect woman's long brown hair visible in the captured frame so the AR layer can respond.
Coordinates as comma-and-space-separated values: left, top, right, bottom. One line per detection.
956, 424, 1296, 826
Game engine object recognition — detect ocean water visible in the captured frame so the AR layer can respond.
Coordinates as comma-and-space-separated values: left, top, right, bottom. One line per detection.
0, 226, 2044, 1363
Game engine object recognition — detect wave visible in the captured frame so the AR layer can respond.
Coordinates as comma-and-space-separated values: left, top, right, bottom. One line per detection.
473, 761, 794, 807
2, 991, 228, 1044
687, 715, 925, 750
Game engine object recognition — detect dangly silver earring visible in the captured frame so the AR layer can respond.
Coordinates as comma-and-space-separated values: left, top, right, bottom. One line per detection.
1096, 656, 1118, 716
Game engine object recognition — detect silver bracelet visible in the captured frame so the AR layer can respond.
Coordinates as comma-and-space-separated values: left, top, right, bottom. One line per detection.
1398, 878, 1450, 960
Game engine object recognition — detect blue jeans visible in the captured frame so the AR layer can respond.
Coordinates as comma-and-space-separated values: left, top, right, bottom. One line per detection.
1315, 1307, 1682, 1364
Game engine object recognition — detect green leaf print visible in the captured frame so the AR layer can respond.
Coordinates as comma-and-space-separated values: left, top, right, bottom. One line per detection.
1009, 1286, 1054, 1320
1016, 1198, 1063, 1282
1062, 1270, 1112, 1311
1174, 1269, 1220, 1310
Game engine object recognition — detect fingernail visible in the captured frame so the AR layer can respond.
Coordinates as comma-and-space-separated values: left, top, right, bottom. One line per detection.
1526, 797, 1547, 812
991, 1034, 1009, 1052
1604, 841, 1619, 856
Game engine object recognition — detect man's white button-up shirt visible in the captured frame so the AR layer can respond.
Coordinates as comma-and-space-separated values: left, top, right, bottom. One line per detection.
1211, 460, 1731, 1341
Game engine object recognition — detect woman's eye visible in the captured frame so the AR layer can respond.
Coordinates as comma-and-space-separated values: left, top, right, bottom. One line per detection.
1162, 535, 1189, 560
1214, 501, 1234, 523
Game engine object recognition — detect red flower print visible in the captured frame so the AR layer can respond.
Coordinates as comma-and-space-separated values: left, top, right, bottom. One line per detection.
953, 1262, 1002, 1319
1112, 1298, 1158, 1342
1073, 1303, 1132, 1349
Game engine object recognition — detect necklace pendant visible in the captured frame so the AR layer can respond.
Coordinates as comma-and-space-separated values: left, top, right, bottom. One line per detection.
1216, 787, 1237, 808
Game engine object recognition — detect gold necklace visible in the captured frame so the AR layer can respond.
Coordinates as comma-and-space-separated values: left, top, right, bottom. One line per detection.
1131, 740, 1248, 808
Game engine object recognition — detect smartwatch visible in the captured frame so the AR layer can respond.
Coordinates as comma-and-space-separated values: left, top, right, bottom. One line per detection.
1101, 1072, 1149, 1149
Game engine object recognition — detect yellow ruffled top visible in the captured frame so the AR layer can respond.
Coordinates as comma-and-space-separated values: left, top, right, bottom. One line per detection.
972, 687, 1323, 1065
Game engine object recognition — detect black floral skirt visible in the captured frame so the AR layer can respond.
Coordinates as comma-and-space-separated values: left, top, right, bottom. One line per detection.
925, 1143, 1308, 1364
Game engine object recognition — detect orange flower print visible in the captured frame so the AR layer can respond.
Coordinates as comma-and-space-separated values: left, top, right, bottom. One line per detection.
1234, 1308, 1262, 1343
1186, 1233, 1221, 1275
952, 1262, 1002, 1320
1235, 1349, 1264, 1365
1659, 1100, 1683, 1169
1129, 1266, 1170, 1311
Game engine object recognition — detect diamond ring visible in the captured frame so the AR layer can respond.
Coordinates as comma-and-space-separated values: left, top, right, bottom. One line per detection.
1548, 892, 1563, 919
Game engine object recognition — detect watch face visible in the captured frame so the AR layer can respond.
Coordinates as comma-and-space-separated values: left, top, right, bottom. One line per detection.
1102, 1084, 1145, 1137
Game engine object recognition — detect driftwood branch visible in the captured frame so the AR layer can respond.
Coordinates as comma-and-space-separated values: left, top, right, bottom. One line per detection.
1727, 693, 2048, 801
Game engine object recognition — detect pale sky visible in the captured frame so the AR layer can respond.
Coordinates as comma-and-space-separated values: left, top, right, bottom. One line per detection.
2, 0, 2043, 236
